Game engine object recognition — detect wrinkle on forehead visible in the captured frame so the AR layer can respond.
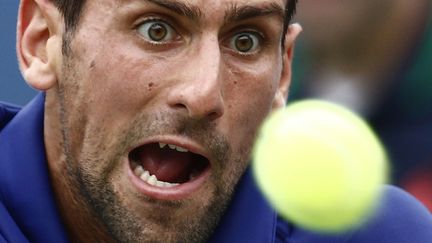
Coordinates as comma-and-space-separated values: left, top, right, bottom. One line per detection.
223, 2, 285, 25
117, 0, 285, 25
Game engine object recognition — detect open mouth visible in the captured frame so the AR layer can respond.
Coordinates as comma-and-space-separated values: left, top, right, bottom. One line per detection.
128, 142, 210, 199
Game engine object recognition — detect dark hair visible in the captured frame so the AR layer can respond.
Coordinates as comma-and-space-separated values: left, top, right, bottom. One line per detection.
285, 0, 298, 29
283, 0, 298, 45
52, 0, 297, 33
51, 0, 85, 33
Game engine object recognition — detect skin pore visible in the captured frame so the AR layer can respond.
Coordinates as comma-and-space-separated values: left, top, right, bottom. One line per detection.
18, 0, 300, 242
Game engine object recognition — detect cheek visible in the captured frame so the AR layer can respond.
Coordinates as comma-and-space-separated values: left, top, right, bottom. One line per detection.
227, 56, 281, 115
60, 44, 171, 152
222, 63, 281, 157
78, 45, 169, 122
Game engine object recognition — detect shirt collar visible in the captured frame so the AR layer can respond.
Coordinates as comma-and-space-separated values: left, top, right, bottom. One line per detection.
209, 168, 279, 242
0, 93, 69, 242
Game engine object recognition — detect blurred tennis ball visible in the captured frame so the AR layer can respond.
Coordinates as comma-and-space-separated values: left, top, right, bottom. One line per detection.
252, 100, 388, 233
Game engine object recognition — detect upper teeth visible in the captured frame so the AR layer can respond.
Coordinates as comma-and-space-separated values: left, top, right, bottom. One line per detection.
159, 143, 188, 153
134, 165, 180, 188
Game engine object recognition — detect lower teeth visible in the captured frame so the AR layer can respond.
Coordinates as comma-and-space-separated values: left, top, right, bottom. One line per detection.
134, 165, 179, 188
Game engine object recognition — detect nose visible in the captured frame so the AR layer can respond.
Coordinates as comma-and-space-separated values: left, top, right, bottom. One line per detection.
167, 37, 225, 121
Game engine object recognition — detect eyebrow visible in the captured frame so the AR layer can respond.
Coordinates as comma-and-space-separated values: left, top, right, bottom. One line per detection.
145, 0, 202, 21
224, 3, 285, 25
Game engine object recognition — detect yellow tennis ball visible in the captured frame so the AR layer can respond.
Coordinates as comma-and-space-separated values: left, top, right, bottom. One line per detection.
252, 100, 388, 233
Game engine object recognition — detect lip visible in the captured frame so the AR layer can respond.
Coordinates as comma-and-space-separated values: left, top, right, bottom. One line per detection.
126, 135, 212, 201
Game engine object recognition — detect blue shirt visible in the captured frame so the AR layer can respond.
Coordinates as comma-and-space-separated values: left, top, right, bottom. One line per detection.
1, 93, 432, 243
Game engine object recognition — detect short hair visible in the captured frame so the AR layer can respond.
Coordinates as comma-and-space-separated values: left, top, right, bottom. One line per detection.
52, 0, 297, 34
285, 0, 298, 30
51, 0, 85, 33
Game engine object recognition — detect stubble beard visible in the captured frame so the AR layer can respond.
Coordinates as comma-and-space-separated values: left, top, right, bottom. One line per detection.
57, 57, 250, 243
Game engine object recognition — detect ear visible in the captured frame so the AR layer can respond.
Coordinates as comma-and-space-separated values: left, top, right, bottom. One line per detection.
272, 23, 302, 109
17, 0, 63, 91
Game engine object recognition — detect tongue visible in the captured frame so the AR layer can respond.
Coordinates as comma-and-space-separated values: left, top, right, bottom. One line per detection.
137, 144, 194, 183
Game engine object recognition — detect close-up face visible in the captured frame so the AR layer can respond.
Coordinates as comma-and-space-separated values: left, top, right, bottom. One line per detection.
37, 0, 298, 242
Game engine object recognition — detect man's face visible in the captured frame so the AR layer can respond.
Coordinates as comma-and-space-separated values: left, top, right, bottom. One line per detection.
53, 0, 292, 241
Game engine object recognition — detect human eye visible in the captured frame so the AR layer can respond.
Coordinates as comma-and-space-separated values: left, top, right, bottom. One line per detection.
229, 31, 263, 54
136, 18, 179, 43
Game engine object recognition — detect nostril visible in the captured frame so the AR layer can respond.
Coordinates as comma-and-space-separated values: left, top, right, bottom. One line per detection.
167, 87, 224, 120
173, 103, 188, 110
207, 111, 220, 121
169, 94, 224, 120
207, 106, 224, 120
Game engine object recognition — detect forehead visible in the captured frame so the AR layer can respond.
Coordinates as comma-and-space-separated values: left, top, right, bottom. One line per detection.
76, 0, 288, 34
118, 0, 286, 8
86, 0, 287, 19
